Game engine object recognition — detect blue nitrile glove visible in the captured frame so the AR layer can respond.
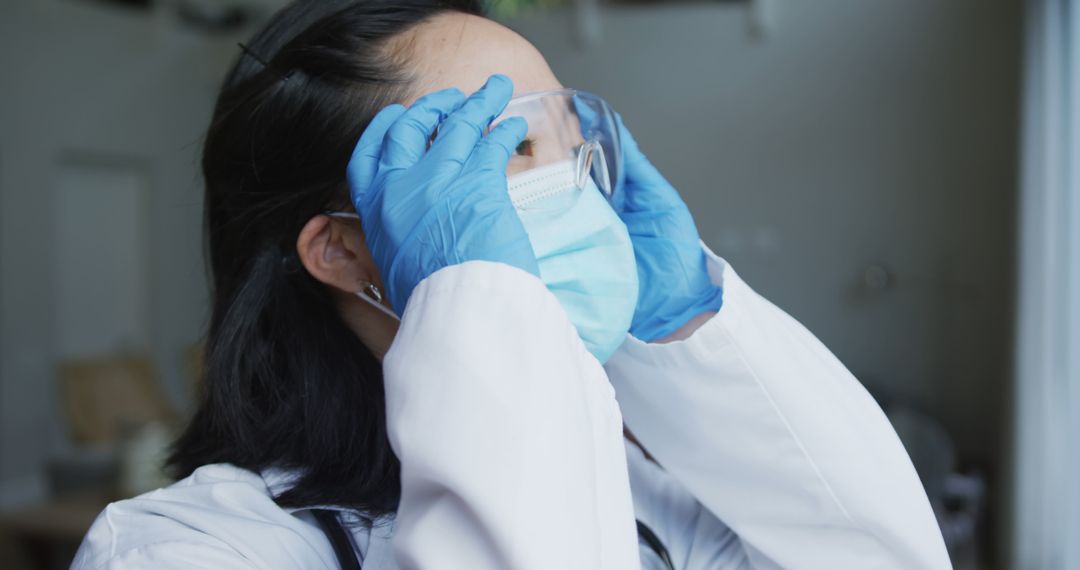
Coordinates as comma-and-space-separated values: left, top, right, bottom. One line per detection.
347, 75, 539, 316
614, 115, 723, 342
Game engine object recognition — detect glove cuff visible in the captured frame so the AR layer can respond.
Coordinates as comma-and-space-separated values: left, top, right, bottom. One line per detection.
630, 285, 723, 342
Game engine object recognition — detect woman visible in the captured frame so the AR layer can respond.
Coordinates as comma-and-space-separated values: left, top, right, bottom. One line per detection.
74, 0, 951, 568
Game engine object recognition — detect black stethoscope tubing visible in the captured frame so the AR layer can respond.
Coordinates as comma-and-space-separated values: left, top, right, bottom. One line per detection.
637, 518, 677, 570
313, 510, 675, 570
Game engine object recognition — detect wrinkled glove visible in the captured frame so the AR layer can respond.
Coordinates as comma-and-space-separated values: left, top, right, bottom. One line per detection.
348, 75, 539, 315
614, 115, 723, 341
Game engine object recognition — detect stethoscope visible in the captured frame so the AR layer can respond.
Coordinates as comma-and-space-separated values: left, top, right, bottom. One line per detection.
313, 510, 676, 569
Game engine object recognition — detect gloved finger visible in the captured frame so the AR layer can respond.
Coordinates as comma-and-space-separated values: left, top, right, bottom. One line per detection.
572, 95, 600, 139
614, 112, 660, 179
464, 116, 528, 175
380, 87, 467, 171
613, 112, 681, 210
426, 74, 515, 170
348, 103, 407, 207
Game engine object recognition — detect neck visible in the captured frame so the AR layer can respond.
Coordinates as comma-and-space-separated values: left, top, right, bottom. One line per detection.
338, 293, 399, 361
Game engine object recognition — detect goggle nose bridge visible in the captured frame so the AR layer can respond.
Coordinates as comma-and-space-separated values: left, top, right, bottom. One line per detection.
575, 139, 613, 198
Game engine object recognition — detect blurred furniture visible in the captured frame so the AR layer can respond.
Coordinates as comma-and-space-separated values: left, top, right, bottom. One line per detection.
0, 492, 115, 570
0, 354, 178, 569
57, 354, 175, 444
887, 406, 985, 570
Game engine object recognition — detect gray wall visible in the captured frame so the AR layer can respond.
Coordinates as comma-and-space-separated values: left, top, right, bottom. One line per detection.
0, 0, 228, 505
510, 0, 1019, 495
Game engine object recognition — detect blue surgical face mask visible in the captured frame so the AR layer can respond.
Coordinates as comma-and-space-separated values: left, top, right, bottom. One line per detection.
507, 160, 639, 363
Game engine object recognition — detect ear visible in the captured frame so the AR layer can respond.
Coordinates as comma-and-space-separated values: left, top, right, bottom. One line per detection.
296, 214, 378, 295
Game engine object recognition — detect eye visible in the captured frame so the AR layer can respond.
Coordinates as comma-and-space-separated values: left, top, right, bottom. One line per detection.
515, 137, 536, 157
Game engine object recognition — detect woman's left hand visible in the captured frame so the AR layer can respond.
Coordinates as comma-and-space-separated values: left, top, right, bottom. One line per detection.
614, 115, 723, 342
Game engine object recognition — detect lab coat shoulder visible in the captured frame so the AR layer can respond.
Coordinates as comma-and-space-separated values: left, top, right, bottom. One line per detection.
72, 464, 336, 570
605, 248, 952, 569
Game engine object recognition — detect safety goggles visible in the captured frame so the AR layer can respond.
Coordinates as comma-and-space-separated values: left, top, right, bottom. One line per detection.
492, 88, 623, 202
332, 89, 623, 219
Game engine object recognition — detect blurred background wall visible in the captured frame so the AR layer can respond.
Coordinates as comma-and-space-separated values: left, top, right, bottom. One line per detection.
0, 0, 1022, 568
0, 1, 226, 506
511, 0, 1020, 491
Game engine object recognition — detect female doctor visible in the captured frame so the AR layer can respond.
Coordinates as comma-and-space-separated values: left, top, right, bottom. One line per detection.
74, 0, 952, 568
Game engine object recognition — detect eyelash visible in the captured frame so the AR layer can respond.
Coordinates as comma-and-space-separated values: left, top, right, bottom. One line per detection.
515, 137, 536, 156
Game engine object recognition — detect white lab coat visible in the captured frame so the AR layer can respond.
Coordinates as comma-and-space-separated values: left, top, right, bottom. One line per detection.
72, 251, 952, 569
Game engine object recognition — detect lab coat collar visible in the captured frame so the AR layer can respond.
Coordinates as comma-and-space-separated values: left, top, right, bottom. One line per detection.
259, 465, 398, 567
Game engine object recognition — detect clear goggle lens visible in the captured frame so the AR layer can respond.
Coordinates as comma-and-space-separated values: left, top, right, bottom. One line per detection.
489, 89, 622, 202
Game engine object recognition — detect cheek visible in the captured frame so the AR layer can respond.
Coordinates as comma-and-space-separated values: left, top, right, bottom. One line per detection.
506, 156, 536, 177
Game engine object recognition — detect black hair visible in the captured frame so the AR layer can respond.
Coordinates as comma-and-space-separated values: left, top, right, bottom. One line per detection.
168, 0, 485, 520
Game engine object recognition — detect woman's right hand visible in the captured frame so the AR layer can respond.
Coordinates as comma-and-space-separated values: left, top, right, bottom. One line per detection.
347, 74, 539, 316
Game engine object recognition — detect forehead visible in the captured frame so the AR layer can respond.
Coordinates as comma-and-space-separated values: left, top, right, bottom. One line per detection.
392, 12, 563, 105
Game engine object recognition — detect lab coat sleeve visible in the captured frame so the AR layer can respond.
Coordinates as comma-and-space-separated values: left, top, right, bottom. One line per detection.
604, 249, 952, 569
382, 260, 640, 570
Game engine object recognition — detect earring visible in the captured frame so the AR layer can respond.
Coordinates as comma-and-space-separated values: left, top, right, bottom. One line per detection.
361, 282, 383, 304
357, 281, 399, 321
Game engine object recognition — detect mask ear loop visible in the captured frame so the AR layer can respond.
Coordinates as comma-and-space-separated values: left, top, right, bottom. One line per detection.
591, 143, 613, 199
